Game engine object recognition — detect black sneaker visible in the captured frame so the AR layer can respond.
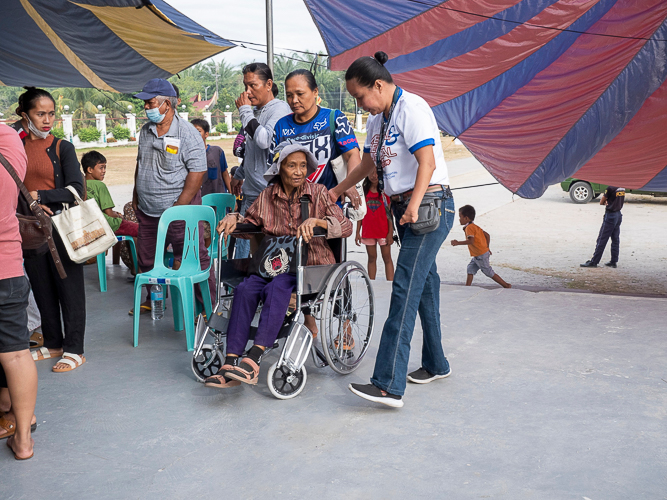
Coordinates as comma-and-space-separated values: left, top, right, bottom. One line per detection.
348, 383, 403, 408
407, 367, 451, 384
580, 260, 598, 268
604, 261, 617, 268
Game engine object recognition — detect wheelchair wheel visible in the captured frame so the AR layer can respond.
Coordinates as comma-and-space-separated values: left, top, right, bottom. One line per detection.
320, 261, 374, 375
267, 362, 307, 400
191, 344, 223, 382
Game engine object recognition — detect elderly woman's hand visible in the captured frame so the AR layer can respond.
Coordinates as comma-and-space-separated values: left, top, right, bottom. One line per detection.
297, 218, 326, 243
217, 214, 239, 237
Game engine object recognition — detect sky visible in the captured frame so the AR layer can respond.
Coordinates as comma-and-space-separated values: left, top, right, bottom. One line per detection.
166, 0, 328, 68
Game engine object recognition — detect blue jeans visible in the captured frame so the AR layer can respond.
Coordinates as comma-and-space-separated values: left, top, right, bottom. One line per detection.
371, 190, 455, 396
591, 211, 622, 264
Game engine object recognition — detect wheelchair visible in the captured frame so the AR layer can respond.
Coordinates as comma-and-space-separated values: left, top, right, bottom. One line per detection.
191, 223, 375, 399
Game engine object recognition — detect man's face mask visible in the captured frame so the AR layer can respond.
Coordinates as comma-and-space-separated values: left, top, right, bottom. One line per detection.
146, 100, 167, 123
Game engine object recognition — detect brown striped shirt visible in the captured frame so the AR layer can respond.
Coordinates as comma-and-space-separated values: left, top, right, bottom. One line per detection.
242, 181, 352, 266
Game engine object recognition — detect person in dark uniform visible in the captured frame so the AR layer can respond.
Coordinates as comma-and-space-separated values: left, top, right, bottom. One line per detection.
580, 186, 625, 268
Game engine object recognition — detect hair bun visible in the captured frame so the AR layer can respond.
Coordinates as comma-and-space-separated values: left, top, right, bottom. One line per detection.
374, 51, 389, 66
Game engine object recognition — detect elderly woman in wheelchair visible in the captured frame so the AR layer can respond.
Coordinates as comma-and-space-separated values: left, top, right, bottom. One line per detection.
204, 142, 353, 389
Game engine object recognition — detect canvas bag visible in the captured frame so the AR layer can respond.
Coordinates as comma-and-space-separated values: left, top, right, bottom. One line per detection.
328, 109, 367, 221
51, 186, 116, 264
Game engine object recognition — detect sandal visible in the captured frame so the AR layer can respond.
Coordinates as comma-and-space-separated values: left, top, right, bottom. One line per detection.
128, 305, 151, 316
29, 330, 43, 349
0, 415, 37, 441
7, 436, 33, 461
52, 353, 86, 373
204, 364, 241, 389
31, 347, 63, 361
225, 358, 260, 385
334, 330, 355, 351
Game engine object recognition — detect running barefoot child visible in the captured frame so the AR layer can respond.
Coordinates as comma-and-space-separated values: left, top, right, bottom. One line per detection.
355, 170, 394, 280
451, 205, 511, 288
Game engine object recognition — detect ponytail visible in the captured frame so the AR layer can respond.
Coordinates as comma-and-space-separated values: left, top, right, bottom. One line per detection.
345, 51, 393, 88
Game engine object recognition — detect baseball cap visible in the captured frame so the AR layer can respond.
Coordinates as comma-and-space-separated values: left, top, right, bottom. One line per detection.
134, 78, 177, 100
264, 140, 318, 184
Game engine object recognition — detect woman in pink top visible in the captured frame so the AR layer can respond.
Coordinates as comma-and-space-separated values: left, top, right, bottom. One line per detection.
0, 124, 38, 460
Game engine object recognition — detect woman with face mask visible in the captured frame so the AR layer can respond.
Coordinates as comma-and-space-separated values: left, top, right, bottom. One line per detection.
11, 87, 88, 373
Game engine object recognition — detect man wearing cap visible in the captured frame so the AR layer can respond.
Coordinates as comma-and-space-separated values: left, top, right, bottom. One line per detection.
131, 78, 214, 310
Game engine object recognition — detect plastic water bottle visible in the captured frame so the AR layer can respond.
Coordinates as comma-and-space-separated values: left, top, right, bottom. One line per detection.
150, 284, 164, 321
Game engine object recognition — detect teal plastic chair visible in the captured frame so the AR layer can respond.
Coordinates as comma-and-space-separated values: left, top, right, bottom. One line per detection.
96, 236, 138, 292
202, 193, 236, 260
132, 205, 216, 351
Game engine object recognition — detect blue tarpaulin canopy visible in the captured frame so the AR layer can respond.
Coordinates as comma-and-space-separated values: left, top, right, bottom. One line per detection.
0, 0, 235, 93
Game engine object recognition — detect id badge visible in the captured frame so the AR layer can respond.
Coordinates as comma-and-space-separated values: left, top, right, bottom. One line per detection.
164, 138, 181, 155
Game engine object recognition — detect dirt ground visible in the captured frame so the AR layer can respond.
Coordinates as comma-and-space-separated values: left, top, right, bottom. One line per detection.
100, 138, 666, 297
430, 158, 667, 297
78, 136, 472, 186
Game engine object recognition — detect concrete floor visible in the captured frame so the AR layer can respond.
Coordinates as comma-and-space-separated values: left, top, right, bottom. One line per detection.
1, 262, 666, 499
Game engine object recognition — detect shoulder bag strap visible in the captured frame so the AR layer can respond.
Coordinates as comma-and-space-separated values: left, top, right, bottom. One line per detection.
0, 151, 68, 279
0, 151, 36, 207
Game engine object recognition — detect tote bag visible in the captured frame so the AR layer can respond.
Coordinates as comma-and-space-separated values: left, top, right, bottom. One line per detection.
51, 186, 116, 263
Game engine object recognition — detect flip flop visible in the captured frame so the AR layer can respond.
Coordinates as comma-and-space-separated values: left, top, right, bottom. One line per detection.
128, 305, 151, 316
29, 330, 43, 349
52, 353, 86, 373
0, 416, 37, 441
6, 437, 33, 461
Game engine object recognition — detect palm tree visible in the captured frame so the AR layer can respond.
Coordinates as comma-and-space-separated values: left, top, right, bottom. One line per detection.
53, 88, 133, 129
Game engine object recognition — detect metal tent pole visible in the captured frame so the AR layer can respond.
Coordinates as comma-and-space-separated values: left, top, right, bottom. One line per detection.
266, 0, 274, 74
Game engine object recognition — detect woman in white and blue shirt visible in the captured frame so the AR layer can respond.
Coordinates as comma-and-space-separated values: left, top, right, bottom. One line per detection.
331, 51, 455, 408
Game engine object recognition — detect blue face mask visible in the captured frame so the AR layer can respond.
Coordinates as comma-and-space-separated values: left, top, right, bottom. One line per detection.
146, 101, 166, 123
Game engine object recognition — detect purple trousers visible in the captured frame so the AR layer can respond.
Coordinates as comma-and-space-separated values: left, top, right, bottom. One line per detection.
136, 207, 215, 305
226, 274, 296, 355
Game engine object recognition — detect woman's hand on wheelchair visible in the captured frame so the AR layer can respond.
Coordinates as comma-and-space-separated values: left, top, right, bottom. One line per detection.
217, 214, 238, 237
297, 218, 324, 243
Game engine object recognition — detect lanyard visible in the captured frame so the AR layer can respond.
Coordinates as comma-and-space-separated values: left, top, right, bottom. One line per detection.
374, 86, 401, 195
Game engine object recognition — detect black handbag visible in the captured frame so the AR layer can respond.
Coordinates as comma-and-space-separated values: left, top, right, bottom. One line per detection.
248, 195, 310, 278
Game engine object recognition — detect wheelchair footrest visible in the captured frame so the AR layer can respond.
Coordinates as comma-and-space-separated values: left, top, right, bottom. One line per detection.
278, 324, 313, 372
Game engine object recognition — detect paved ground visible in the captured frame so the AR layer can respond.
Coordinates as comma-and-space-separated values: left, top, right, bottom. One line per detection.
3, 157, 665, 498
2, 271, 665, 499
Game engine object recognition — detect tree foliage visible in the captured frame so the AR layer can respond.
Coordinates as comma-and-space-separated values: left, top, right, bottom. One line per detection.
0, 50, 358, 128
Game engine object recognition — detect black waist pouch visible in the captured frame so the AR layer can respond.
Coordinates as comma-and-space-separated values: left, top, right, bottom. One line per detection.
410, 193, 442, 235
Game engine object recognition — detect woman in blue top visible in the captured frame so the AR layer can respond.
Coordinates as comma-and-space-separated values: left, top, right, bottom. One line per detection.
331, 51, 455, 408
272, 69, 362, 207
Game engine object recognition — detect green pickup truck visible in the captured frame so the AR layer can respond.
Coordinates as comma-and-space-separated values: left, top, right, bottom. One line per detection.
560, 178, 667, 204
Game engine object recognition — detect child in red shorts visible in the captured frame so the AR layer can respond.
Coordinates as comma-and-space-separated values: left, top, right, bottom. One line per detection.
82, 151, 138, 238
355, 169, 394, 280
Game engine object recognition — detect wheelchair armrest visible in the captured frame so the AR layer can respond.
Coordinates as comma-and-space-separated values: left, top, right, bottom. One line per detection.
232, 223, 264, 235
311, 227, 326, 237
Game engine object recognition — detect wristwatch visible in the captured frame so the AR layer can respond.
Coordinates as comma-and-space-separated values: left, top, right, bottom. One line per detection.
36, 192, 41, 204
